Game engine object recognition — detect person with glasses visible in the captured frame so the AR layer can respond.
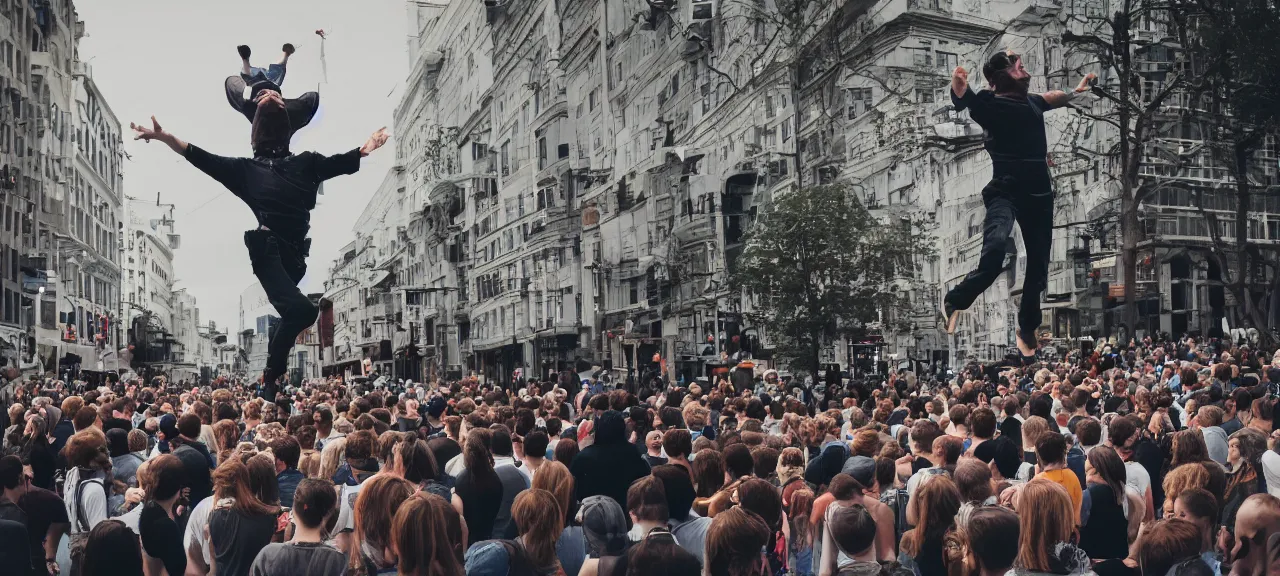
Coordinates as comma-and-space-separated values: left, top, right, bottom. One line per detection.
940, 50, 1096, 360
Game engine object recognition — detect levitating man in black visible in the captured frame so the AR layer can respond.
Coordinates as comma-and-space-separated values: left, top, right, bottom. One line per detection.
130, 91, 389, 400
941, 51, 1094, 359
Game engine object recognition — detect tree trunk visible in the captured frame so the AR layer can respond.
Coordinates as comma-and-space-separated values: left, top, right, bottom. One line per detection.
789, 65, 804, 190
1121, 200, 1141, 333
810, 335, 821, 389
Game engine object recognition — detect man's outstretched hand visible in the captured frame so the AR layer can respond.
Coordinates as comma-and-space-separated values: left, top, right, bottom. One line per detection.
130, 116, 187, 155
131, 116, 169, 142
1075, 72, 1098, 93
360, 127, 389, 158
951, 66, 968, 98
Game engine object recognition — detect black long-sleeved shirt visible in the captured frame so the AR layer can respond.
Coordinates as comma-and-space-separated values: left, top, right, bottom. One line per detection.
951, 87, 1061, 165
184, 144, 363, 247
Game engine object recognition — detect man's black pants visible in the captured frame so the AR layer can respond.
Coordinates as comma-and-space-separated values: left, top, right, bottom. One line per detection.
245, 230, 318, 400
944, 163, 1054, 343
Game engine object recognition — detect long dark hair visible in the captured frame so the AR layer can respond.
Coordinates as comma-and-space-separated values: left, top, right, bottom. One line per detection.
82, 520, 143, 576
462, 428, 496, 484
1087, 445, 1127, 506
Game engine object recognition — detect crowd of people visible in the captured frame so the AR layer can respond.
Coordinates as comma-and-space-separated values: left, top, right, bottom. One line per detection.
0, 334, 1279, 576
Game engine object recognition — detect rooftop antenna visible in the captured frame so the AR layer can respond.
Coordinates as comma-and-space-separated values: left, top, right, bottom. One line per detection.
316, 29, 329, 85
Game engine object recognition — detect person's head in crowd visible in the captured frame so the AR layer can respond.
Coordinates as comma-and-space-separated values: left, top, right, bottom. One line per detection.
578, 495, 630, 558
65, 428, 111, 472
664, 429, 692, 462
911, 419, 943, 459
954, 457, 993, 504
533, 460, 575, 525
1020, 416, 1048, 453
463, 427, 496, 480
73, 404, 100, 431
706, 505, 771, 576
903, 474, 961, 558
377, 430, 402, 466
1075, 418, 1101, 451
652, 464, 698, 523
212, 457, 276, 518
1034, 431, 1067, 468
626, 525, 701, 576
1228, 427, 1267, 473
394, 439, 441, 486
553, 438, 578, 468
826, 503, 878, 561
970, 407, 997, 442
627, 474, 670, 532
291, 477, 338, 531
81, 519, 143, 576
351, 474, 417, 572
245, 452, 280, 506
692, 448, 726, 498
1197, 405, 1225, 429
62, 396, 84, 422
127, 428, 148, 454
1107, 414, 1138, 456
1015, 479, 1078, 573
1170, 430, 1211, 468
314, 405, 334, 434
1172, 488, 1219, 555
933, 435, 964, 470
1085, 445, 1128, 507
270, 434, 302, 476
345, 429, 379, 476
723, 443, 754, 481
106, 427, 130, 459
851, 429, 881, 458
958, 506, 1021, 576
523, 430, 549, 464
392, 492, 466, 576
1137, 519, 1211, 576
176, 412, 201, 441
751, 446, 779, 480
146, 454, 186, 504
737, 477, 782, 531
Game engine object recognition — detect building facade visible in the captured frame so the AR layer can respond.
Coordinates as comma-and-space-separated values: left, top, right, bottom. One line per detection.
327, 0, 1279, 381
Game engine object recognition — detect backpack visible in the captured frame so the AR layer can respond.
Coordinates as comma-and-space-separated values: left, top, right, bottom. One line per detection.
879, 488, 909, 553
68, 476, 108, 576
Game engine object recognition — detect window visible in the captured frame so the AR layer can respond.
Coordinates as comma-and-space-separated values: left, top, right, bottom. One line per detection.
917, 89, 935, 104
913, 49, 932, 68
846, 88, 872, 119
589, 88, 599, 111
765, 95, 776, 118
754, 20, 766, 42
501, 141, 511, 175
537, 136, 548, 169
937, 52, 958, 72
782, 121, 792, 142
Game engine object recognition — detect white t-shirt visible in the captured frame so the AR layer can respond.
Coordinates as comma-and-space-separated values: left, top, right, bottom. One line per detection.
1125, 461, 1151, 498
183, 496, 215, 566
335, 480, 368, 534
64, 467, 109, 535
1260, 450, 1280, 499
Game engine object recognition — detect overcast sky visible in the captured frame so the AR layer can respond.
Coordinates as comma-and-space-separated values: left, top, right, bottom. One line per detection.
75, 0, 408, 333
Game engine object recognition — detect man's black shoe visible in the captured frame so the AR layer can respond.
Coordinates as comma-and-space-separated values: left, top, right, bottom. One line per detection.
282, 43, 296, 55
238, 45, 252, 59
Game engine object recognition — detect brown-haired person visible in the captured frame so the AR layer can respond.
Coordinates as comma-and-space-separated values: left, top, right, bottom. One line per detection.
349, 475, 416, 575
138, 454, 187, 576
452, 428, 503, 547
249, 478, 346, 576
899, 475, 961, 576
205, 459, 281, 576
1012, 479, 1088, 574
706, 506, 772, 576
1135, 519, 1207, 576
948, 506, 1020, 576
391, 493, 465, 576
63, 428, 112, 558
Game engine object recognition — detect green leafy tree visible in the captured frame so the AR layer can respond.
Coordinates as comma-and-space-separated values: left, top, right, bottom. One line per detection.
732, 184, 925, 377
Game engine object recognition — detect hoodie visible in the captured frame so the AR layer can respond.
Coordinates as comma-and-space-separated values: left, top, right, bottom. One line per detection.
569, 410, 652, 511
1203, 426, 1229, 466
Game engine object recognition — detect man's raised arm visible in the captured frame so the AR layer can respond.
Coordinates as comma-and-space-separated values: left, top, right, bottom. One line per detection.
132, 116, 246, 193
1041, 72, 1097, 109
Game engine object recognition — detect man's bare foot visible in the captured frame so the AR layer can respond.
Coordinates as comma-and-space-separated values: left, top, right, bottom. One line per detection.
238, 45, 251, 60
1016, 331, 1037, 357
942, 302, 961, 335
282, 43, 296, 55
